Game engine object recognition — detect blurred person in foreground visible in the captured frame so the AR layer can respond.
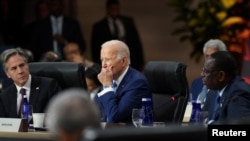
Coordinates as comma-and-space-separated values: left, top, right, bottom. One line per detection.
190, 39, 228, 104
0, 48, 62, 117
201, 51, 250, 124
94, 40, 151, 123
45, 88, 101, 141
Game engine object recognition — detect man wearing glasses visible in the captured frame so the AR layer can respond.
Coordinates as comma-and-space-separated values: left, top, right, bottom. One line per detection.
201, 51, 250, 124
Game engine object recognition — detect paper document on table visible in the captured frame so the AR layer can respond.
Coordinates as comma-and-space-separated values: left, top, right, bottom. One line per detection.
182, 102, 192, 122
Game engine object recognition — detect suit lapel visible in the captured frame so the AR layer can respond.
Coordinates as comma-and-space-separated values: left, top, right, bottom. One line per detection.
8, 85, 18, 117
29, 76, 41, 110
104, 18, 113, 37
116, 67, 132, 94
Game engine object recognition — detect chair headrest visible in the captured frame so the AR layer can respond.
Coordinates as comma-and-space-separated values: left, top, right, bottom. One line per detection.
28, 62, 87, 90
144, 61, 188, 95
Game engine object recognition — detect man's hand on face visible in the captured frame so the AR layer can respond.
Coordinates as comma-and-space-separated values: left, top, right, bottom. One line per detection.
98, 67, 113, 86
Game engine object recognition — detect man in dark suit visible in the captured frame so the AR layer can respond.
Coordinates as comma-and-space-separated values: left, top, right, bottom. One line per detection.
29, 0, 86, 61
94, 40, 151, 123
91, 0, 145, 72
190, 39, 227, 103
0, 48, 62, 118
201, 51, 250, 124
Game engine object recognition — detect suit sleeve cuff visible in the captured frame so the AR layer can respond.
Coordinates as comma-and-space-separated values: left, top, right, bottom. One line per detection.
97, 87, 113, 97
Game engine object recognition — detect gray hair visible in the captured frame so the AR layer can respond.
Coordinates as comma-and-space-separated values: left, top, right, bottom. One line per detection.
0, 48, 29, 71
203, 39, 227, 53
45, 88, 101, 138
101, 40, 131, 65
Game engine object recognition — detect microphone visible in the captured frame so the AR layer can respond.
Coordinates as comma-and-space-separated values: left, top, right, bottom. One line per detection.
170, 94, 181, 101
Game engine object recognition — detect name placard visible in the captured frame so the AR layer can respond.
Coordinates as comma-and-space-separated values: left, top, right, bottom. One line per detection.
182, 102, 192, 122
0, 118, 22, 132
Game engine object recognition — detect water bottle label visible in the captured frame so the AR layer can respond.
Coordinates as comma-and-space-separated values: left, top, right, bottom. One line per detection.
141, 102, 153, 125
189, 101, 201, 123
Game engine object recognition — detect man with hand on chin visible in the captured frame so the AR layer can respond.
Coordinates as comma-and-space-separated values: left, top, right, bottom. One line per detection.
94, 40, 151, 123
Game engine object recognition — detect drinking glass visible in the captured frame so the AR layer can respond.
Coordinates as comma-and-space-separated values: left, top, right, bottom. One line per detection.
198, 111, 209, 127
132, 108, 142, 128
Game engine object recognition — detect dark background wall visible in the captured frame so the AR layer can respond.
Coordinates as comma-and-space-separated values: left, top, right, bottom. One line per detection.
76, 0, 203, 86
20, 0, 205, 87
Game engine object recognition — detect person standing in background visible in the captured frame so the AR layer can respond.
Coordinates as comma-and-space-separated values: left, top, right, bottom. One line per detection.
20, 0, 51, 50
29, 0, 86, 61
91, 0, 145, 72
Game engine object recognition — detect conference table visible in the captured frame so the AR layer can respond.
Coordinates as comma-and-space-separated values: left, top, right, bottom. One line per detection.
0, 105, 195, 141
0, 131, 51, 141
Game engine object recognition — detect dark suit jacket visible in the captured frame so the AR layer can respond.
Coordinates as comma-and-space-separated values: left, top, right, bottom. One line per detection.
0, 75, 62, 118
28, 16, 86, 61
190, 76, 204, 101
202, 89, 218, 120
204, 76, 250, 124
91, 16, 145, 71
94, 67, 151, 123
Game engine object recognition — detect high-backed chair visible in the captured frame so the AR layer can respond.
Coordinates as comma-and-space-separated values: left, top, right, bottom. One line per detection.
143, 61, 189, 123
28, 62, 87, 90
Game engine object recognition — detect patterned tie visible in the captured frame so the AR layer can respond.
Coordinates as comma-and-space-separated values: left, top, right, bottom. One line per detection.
19, 88, 27, 117
112, 80, 117, 93
112, 80, 117, 88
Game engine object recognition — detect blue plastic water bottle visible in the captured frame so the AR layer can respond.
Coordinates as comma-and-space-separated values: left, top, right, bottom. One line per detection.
141, 98, 154, 126
189, 100, 201, 123
20, 95, 29, 132
22, 95, 29, 119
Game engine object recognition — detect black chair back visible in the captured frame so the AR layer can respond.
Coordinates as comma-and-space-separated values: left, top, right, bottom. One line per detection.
28, 62, 87, 90
143, 61, 189, 123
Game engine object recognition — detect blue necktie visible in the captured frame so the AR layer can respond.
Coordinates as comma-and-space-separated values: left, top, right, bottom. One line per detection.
211, 92, 221, 120
112, 80, 117, 88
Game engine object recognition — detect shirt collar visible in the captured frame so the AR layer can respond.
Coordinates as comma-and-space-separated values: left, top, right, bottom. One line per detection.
50, 15, 63, 21
218, 85, 227, 97
115, 66, 129, 86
